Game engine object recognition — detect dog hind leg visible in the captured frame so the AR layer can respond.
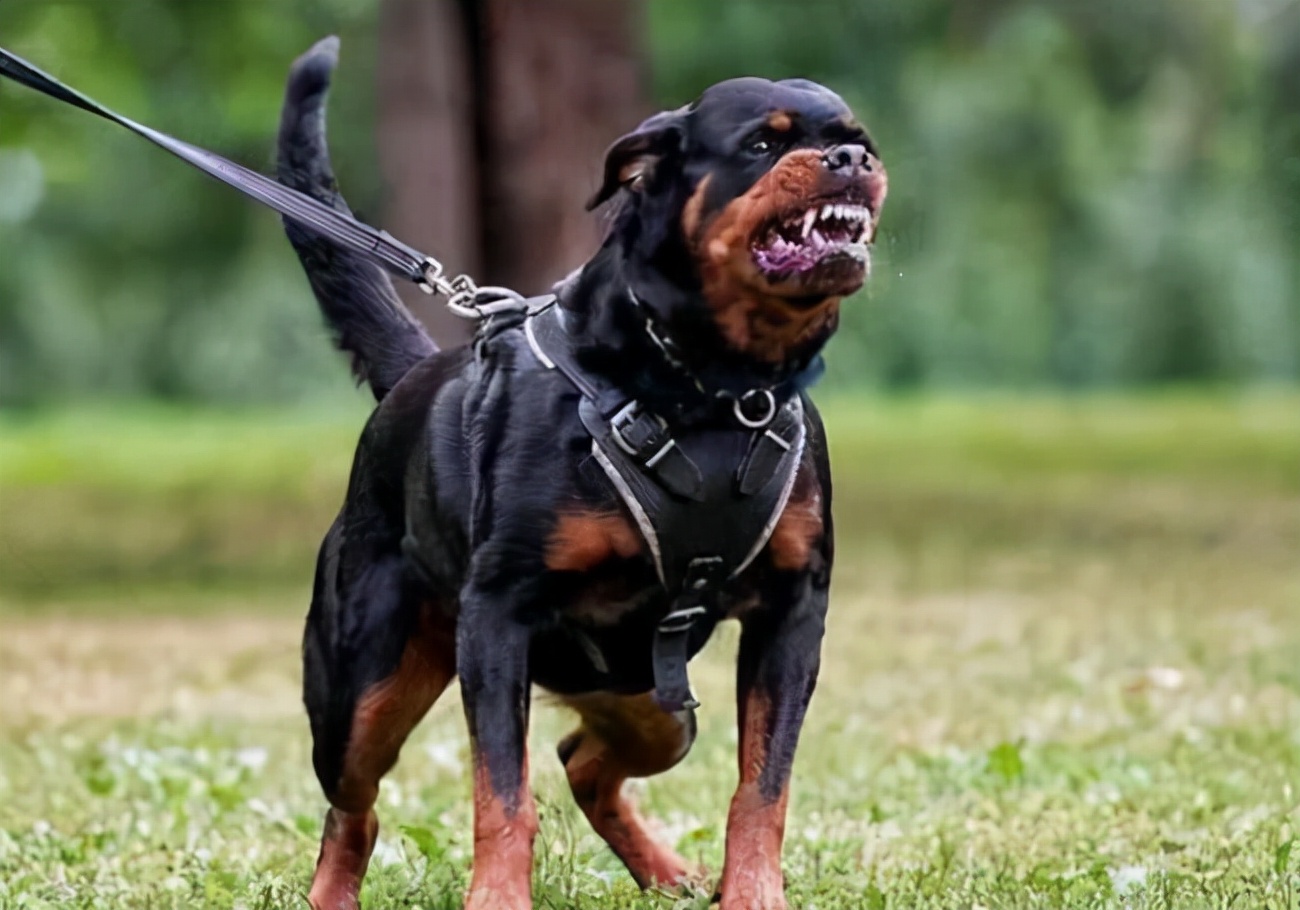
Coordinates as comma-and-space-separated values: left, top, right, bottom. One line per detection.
304, 526, 456, 910
557, 692, 698, 890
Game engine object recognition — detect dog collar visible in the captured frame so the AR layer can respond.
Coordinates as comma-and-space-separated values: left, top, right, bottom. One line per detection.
624, 290, 826, 420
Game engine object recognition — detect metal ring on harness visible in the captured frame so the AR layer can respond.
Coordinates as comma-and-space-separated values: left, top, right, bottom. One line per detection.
733, 388, 777, 428
447, 284, 529, 319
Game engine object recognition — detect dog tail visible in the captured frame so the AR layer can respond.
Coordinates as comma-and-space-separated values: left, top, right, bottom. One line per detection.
277, 36, 436, 401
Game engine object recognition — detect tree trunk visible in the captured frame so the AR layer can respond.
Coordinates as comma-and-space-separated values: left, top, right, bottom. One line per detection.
376, 0, 647, 340
376, 0, 478, 347
477, 0, 648, 295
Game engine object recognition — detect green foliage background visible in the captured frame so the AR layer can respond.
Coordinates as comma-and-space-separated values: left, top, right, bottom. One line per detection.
1, 0, 1298, 404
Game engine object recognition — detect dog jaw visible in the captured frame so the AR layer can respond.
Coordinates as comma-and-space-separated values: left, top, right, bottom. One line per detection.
686, 148, 887, 363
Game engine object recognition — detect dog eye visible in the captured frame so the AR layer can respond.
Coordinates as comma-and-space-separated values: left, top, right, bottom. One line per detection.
747, 138, 773, 154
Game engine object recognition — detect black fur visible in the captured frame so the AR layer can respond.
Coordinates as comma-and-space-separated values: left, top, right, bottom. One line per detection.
279, 36, 885, 910
277, 37, 435, 401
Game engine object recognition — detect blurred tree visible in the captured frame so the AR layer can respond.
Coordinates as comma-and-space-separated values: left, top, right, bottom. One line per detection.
1, 0, 1297, 403
375, 0, 645, 346
479, 0, 645, 291
375, 0, 479, 346
650, 0, 1300, 389
0, 0, 383, 404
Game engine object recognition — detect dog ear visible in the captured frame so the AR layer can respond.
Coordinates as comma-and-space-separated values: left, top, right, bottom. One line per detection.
586, 106, 689, 211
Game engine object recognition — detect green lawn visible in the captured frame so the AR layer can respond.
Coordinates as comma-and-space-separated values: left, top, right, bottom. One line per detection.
2, 392, 1299, 908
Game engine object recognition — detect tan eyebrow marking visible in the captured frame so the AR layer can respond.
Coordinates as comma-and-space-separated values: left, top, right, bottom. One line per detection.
766, 111, 794, 132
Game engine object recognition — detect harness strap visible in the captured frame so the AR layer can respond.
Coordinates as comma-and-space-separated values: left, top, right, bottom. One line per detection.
528, 301, 708, 501
652, 556, 726, 712
522, 299, 808, 713
600, 401, 704, 501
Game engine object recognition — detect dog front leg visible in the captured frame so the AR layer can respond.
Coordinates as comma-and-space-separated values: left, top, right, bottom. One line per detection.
718, 580, 826, 910
458, 589, 538, 910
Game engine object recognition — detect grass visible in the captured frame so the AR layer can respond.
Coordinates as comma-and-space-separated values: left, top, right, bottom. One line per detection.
1, 390, 1299, 908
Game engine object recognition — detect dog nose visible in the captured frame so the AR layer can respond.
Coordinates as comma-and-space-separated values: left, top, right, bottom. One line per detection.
822, 144, 872, 173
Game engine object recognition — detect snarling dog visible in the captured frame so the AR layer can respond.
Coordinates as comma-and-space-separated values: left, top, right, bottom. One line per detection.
277, 36, 885, 910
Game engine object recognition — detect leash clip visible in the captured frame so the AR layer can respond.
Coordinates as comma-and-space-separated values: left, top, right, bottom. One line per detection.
444, 275, 483, 316
416, 256, 527, 322
443, 280, 530, 320
416, 256, 454, 297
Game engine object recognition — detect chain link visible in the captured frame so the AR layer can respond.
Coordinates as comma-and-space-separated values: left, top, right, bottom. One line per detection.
417, 257, 526, 319
416, 257, 454, 297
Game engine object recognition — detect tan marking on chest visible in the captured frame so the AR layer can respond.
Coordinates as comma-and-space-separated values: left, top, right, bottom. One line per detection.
545, 511, 643, 573
767, 489, 824, 571
707, 284, 842, 363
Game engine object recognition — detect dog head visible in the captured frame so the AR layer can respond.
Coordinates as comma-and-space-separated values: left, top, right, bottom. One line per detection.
588, 77, 887, 368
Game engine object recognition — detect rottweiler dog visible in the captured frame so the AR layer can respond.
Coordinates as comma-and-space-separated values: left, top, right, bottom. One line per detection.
277, 36, 885, 910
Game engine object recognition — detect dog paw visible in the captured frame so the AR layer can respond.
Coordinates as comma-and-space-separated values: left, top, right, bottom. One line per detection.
719, 892, 786, 910
306, 882, 360, 910
718, 874, 786, 910
464, 882, 532, 910
644, 860, 710, 897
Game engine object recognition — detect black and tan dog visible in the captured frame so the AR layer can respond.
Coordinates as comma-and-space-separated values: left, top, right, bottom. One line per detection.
277, 37, 886, 910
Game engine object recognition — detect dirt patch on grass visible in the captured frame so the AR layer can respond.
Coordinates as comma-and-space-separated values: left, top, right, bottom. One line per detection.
0, 615, 302, 728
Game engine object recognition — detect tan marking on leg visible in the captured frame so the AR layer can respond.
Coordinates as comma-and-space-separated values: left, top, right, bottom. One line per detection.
307, 808, 377, 910
334, 607, 456, 811
720, 691, 789, 910
720, 783, 789, 909
465, 756, 538, 910
559, 692, 698, 889
310, 604, 455, 907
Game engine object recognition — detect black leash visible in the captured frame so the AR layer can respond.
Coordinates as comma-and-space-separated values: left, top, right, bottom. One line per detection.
0, 44, 504, 310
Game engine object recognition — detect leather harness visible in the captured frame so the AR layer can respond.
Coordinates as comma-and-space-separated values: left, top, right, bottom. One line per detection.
518, 297, 806, 712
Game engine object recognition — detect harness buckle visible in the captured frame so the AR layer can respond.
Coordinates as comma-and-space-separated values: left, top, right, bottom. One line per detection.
610, 401, 674, 465
650, 555, 725, 713
658, 605, 707, 634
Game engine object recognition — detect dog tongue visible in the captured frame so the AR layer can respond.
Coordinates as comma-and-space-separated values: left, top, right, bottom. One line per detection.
754, 235, 824, 274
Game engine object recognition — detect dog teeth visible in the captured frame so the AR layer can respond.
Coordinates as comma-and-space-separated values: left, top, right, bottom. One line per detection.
780, 203, 873, 250
810, 203, 873, 227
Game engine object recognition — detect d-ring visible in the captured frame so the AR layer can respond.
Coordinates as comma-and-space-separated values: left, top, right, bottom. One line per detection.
733, 389, 776, 428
